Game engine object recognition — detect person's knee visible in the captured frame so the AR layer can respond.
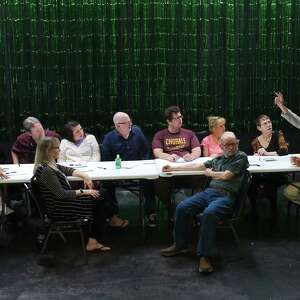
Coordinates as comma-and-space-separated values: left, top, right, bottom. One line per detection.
176, 199, 196, 217
176, 201, 187, 214
201, 209, 218, 223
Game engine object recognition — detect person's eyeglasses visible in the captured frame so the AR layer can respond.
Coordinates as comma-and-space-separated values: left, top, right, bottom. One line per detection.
116, 121, 131, 125
222, 140, 239, 148
172, 115, 183, 121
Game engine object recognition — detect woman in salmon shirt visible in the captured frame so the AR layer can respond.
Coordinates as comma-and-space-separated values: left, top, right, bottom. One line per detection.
201, 116, 226, 157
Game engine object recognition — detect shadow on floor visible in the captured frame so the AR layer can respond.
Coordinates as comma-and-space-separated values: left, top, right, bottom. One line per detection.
1, 190, 300, 299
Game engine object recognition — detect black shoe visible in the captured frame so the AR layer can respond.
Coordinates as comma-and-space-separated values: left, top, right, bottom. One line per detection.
146, 213, 157, 228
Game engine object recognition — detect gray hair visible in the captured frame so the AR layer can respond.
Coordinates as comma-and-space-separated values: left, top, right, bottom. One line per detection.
220, 131, 236, 144
113, 112, 130, 125
23, 116, 41, 131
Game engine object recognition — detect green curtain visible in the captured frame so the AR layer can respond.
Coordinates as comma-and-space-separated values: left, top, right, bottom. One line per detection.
1, 0, 300, 140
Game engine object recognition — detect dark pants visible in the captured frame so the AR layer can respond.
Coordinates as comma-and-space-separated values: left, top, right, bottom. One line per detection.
103, 179, 156, 215
174, 188, 235, 257
89, 195, 113, 240
248, 173, 287, 221
155, 175, 207, 216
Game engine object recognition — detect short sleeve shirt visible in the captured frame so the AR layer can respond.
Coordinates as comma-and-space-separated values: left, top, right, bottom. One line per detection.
152, 128, 200, 157
201, 134, 223, 157
12, 130, 61, 164
204, 151, 249, 194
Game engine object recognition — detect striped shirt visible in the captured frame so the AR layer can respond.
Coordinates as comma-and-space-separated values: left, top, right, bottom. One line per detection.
34, 163, 94, 221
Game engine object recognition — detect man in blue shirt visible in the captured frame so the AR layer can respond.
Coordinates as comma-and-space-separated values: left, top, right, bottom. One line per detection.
102, 112, 157, 227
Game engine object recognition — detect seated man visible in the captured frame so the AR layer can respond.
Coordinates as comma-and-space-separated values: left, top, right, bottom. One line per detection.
160, 132, 249, 273
152, 105, 204, 218
102, 112, 157, 227
11, 116, 60, 164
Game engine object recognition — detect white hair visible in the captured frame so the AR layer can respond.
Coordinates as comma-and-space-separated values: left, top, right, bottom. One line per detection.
113, 112, 130, 124
220, 131, 236, 144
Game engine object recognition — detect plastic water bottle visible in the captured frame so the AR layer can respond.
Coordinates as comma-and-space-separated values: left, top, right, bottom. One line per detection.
115, 154, 122, 169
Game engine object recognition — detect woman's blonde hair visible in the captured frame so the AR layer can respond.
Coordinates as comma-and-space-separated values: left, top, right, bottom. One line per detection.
207, 116, 226, 132
34, 137, 59, 171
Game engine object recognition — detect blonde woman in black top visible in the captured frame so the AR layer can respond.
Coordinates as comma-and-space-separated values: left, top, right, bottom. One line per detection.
34, 136, 111, 251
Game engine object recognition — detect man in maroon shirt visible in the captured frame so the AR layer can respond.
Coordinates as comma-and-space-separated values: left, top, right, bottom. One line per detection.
11, 116, 60, 164
152, 106, 205, 219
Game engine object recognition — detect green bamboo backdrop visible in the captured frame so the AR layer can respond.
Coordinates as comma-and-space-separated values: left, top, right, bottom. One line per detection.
1, 0, 300, 140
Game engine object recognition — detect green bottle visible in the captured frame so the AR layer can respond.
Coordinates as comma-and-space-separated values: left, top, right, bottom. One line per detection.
115, 154, 122, 169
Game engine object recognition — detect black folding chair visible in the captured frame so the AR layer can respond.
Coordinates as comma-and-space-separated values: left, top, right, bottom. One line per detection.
24, 177, 90, 264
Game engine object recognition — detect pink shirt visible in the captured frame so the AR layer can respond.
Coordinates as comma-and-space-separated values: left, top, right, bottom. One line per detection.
201, 134, 223, 157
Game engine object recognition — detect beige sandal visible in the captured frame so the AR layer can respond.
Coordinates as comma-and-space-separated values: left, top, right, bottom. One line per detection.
109, 218, 129, 228
86, 243, 111, 252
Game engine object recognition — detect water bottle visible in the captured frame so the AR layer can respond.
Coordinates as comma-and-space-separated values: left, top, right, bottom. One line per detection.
115, 154, 122, 169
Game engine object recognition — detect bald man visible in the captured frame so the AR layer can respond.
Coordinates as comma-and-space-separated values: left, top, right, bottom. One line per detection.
102, 112, 157, 228
160, 132, 249, 273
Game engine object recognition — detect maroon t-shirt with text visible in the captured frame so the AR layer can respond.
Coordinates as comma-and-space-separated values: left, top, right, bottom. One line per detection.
152, 128, 200, 157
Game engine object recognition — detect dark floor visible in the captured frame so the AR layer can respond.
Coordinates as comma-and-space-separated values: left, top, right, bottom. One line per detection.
1, 189, 300, 300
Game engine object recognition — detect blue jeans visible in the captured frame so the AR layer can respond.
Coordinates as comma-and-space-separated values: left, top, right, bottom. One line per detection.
174, 188, 235, 257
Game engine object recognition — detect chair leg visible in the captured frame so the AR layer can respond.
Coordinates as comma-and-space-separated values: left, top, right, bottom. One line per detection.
57, 231, 67, 243
138, 188, 145, 239
230, 224, 240, 246
287, 201, 291, 218
79, 227, 87, 264
41, 229, 51, 254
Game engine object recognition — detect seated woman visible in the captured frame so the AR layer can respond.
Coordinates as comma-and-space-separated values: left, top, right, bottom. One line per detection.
58, 121, 100, 162
58, 120, 128, 228
201, 116, 226, 157
34, 136, 112, 251
249, 114, 289, 222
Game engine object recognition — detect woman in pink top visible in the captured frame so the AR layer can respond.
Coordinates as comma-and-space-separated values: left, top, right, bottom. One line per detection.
201, 116, 226, 157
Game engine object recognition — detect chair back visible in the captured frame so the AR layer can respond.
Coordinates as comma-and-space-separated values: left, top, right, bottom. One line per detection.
24, 176, 53, 222
231, 171, 251, 219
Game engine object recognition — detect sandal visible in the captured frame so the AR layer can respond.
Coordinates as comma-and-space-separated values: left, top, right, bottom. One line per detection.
109, 218, 129, 228
86, 243, 111, 252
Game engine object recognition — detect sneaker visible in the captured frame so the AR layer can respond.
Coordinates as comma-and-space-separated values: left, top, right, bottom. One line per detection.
160, 244, 192, 257
146, 213, 157, 228
198, 257, 214, 273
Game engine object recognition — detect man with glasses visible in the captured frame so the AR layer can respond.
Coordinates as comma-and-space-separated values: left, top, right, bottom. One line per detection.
160, 132, 249, 273
152, 106, 203, 220
102, 112, 157, 228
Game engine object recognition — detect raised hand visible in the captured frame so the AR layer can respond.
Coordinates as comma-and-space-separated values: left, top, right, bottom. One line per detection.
274, 91, 284, 107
